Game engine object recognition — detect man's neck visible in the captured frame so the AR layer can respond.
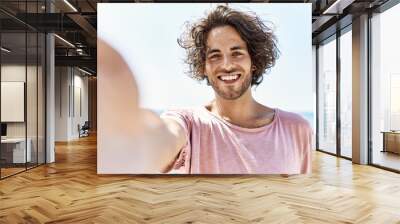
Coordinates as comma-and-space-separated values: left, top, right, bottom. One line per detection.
209, 88, 262, 126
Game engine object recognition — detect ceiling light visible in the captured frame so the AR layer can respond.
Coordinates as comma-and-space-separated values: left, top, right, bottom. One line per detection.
323, 0, 355, 15
78, 67, 93, 76
63, 0, 78, 12
54, 34, 75, 48
1, 47, 11, 53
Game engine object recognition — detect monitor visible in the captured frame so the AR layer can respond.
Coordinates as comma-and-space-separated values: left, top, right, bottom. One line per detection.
1, 123, 7, 137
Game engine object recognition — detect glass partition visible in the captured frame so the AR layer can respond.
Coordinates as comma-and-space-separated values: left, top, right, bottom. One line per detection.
371, 3, 400, 171
339, 28, 352, 158
317, 36, 337, 155
1, 31, 28, 178
26, 0, 42, 169
0, 1, 46, 179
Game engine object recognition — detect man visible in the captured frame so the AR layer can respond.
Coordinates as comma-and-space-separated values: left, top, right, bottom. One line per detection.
98, 5, 312, 174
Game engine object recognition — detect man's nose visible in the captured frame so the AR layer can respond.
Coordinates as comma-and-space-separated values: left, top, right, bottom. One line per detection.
220, 56, 234, 72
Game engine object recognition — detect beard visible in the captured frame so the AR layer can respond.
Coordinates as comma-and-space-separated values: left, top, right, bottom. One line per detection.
208, 74, 252, 100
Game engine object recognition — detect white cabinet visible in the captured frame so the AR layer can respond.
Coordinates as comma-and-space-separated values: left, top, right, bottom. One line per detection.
1, 138, 32, 163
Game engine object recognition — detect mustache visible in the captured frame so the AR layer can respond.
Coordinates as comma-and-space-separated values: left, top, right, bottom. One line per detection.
216, 69, 241, 76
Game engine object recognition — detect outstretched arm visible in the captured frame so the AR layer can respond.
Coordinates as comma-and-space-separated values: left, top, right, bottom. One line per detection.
97, 39, 187, 173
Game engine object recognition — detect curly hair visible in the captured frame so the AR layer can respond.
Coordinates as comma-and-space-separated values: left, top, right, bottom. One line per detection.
178, 5, 280, 86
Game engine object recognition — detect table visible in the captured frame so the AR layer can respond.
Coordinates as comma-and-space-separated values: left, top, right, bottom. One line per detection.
1, 138, 32, 164
381, 131, 400, 154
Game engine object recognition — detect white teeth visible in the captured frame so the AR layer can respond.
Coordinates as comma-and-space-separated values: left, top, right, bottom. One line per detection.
220, 75, 239, 81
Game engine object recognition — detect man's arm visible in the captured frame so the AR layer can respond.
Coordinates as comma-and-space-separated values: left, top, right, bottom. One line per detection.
98, 39, 187, 173
159, 117, 188, 171
132, 110, 188, 173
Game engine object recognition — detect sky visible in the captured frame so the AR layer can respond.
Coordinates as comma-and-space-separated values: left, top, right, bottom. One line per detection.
98, 3, 313, 113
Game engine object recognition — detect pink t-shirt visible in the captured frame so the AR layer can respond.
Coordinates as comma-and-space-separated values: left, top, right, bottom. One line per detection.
161, 107, 312, 174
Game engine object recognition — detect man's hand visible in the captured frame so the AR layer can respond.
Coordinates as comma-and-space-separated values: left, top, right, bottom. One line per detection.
97, 39, 185, 173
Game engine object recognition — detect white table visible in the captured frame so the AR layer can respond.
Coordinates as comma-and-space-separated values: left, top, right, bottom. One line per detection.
1, 138, 32, 163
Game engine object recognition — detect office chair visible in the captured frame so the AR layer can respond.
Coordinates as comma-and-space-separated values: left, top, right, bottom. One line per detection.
79, 121, 90, 138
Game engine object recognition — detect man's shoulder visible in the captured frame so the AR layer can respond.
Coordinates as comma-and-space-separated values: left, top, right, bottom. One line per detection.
276, 109, 312, 131
161, 106, 204, 120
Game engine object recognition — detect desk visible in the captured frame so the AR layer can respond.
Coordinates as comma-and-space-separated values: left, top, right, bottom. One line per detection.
1, 138, 31, 163
381, 131, 400, 154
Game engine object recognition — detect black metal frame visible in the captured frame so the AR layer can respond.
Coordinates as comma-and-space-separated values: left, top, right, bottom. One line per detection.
0, 0, 47, 180
315, 20, 354, 162
315, 44, 319, 151
44, 0, 47, 165
315, 32, 339, 157
367, 10, 373, 166
316, 0, 400, 172
367, 0, 400, 172
336, 26, 341, 157
0, 22, 2, 179
25, 2, 28, 172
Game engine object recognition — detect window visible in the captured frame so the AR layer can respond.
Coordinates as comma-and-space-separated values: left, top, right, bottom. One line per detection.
0, 1, 46, 179
318, 36, 337, 154
340, 28, 352, 158
371, 2, 400, 171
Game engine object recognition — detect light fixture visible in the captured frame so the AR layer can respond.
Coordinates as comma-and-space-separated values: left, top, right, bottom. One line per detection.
76, 48, 85, 55
63, 0, 78, 12
322, 0, 355, 15
1, 47, 11, 53
78, 67, 93, 76
54, 34, 75, 48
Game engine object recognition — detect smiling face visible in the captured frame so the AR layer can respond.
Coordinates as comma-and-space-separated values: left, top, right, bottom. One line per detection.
204, 25, 253, 100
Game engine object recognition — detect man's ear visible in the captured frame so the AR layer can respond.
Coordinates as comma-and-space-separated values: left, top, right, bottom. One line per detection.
251, 65, 256, 71
200, 67, 207, 79
202, 74, 211, 86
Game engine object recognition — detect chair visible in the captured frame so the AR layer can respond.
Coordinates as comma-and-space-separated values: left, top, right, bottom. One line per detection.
79, 121, 90, 138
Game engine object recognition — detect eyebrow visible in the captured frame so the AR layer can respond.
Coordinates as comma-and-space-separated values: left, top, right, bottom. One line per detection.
231, 46, 245, 51
206, 45, 245, 55
206, 48, 220, 55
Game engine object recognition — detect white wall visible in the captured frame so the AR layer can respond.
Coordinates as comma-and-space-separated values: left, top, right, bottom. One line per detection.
1, 65, 38, 138
55, 66, 70, 141
70, 73, 89, 138
46, 32, 56, 163
1, 64, 46, 164
55, 67, 89, 141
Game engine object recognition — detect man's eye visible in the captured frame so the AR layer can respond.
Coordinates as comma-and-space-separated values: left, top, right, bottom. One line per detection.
209, 55, 220, 60
232, 52, 243, 57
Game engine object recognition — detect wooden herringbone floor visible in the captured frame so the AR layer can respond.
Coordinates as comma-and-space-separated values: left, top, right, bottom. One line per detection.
1, 135, 400, 224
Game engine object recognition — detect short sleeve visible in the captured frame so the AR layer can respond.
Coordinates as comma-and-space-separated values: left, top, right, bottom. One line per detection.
300, 125, 313, 174
160, 109, 193, 174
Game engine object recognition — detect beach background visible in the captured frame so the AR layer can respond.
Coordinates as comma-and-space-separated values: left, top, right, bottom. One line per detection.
99, 3, 313, 119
